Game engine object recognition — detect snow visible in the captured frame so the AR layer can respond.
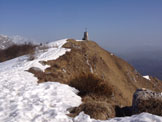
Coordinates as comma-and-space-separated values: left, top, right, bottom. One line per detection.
86, 59, 93, 73
74, 112, 162, 122
0, 34, 8, 38
143, 75, 151, 80
110, 53, 114, 56
25, 39, 71, 72
76, 40, 83, 42
0, 39, 81, 122
0, 38, 162, 122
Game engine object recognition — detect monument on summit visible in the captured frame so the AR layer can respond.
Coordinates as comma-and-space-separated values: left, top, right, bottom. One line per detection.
82, 28, 88, 40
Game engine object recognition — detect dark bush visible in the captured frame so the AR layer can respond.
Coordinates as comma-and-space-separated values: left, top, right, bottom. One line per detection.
69, 73, 113, 97
0, 42, 36, 62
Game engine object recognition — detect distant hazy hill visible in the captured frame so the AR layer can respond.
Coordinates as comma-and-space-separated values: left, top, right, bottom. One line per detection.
119, 49, 162, 80
0, 34, 35, 50
128, 58, 162, 80
0, 34, 14, 49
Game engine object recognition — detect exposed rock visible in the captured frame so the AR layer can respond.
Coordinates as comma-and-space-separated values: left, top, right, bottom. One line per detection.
28, 67, 43, 72
132, 88, 162, 116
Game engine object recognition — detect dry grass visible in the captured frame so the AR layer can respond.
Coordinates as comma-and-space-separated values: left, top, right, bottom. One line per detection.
69, 73, 113, 97
68, 73, 116, 119
69, 100, 115, 120
28, 67, 44, 78
27, 69, 116, 119
26, 39, 162, 119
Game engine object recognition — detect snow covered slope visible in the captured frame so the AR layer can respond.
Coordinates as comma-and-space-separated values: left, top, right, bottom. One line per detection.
75, 112, 162, 122
0, 39, 81, 122
0, 39, 162, 122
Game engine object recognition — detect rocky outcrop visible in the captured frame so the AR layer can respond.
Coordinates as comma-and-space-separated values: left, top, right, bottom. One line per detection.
132, 88, 162, 116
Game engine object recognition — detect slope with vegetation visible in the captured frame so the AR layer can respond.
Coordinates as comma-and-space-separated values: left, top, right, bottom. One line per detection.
0, 38, 162, 121
28, 39, 162, 119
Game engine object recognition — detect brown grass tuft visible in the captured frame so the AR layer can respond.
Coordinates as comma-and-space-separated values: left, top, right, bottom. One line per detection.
69, 101, 115, 120
68, 73, 116, 119
69, 73, 113, 97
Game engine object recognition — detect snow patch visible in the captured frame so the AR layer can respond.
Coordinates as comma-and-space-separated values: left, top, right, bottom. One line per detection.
25, 39, 70, 72
110, 53, 114, 56
143, 75, 151, 80
76, 40, 84, 42
86, 59, 93, 73
74, 112, 162, 122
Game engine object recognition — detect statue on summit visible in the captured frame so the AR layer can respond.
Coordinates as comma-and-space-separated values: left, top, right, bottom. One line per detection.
82, 28, 88, 40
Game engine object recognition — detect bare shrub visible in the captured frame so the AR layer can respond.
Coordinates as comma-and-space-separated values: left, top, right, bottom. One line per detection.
0, 42, 36, 62
69, 73, 113, 97
68, 73, 115, 119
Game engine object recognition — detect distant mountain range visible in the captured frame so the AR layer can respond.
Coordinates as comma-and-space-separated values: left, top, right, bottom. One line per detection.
0, 34, 14, 49
128, 58, 162, 80
0, 34, 35, 49
119, 49, 162, 80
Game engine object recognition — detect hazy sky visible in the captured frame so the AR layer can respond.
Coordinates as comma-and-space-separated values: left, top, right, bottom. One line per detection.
0, 0, 162, 53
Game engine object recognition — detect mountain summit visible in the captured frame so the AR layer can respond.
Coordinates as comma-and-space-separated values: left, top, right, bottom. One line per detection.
29, 39, 162, 119
30, 39, 162, 105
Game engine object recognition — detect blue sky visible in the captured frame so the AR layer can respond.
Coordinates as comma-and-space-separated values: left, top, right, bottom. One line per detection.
0, 0, 162, 53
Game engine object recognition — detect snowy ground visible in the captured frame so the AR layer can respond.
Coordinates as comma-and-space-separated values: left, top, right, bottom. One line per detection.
143, 75, 151, 80
0, 39, 162, 122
